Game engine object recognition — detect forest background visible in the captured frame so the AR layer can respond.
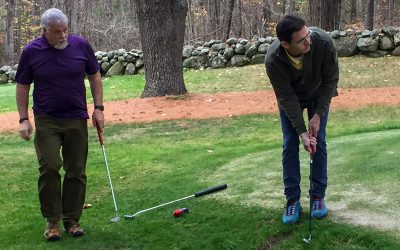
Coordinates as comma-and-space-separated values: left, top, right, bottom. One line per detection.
0, 0, 397, 66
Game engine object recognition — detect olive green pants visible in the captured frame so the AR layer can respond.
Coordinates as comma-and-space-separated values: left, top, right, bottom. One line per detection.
34, 115, 88, 228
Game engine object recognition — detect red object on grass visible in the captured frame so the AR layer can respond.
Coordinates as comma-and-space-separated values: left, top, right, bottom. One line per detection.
173, 208, 189, 217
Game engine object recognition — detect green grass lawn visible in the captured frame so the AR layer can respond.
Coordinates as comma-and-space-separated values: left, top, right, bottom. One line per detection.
0, 106, 399, 249
1, 55, 400, 113
1, 58, 400, 249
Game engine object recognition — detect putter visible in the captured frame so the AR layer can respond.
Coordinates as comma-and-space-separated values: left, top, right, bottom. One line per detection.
125, 184, 228, 219
303, 154, 314, 244
96, 123, 120, 223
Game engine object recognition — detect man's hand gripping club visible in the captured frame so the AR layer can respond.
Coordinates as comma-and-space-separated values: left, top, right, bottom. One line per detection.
301, 114, 320, 154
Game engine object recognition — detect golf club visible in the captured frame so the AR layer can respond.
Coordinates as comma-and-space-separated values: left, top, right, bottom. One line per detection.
96, 123, 120, 223
124, 184, 228, 219
303, 154, 314, 244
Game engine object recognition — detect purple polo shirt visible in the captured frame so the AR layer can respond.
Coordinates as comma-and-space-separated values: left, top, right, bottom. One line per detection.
16, 34, 100, 119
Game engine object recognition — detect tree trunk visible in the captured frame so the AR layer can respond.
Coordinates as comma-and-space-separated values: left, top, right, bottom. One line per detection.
288, 0, 296, 14
223, 0, 235, 40
199, 1, 208, 40
281, 0, 287, 15
186, 0, 192, 42
364, 0, 374, 30
135, 0, 188, 97
5, 0, 16, 63
335, 0, 346, 30
78, 0, 88, 36
337, 0, 342, 30
237, 0, 242, 38
119, 0, 125, 16
310, 0, 341, 31
320, 0, 331, 30
388, 0, 395, 26
209, 0, 221, 39
350, 0, 357, 23
106, 0, 113, 20
308, 0, 321, 27
262, 0, 271, 37
65, 0, 80, 34
16, 0, 22, 55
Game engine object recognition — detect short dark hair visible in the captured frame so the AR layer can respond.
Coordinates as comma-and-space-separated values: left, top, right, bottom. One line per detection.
276, 15, 306, 43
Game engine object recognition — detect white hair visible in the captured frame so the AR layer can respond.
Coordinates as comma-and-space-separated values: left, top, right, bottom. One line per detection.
41, 8, 68, 29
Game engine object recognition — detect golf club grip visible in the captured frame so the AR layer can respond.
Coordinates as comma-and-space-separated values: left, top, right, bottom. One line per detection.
194, 184, 228, 197
95, 123, 104, 145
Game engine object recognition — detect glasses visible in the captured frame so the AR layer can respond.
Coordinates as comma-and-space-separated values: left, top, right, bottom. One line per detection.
295, 29, 312, 47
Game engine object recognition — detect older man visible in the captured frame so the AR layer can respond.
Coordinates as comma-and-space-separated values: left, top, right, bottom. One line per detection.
16, 8, 104, 241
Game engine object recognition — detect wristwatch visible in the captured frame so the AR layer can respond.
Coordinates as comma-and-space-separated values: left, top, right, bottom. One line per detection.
19, 117, 29, 123
94, 105, 104, 111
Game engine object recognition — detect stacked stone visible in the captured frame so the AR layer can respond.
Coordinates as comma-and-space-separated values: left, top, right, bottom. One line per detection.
2, 28, 400, 83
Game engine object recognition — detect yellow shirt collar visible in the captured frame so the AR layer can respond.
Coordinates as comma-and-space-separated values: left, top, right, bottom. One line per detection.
285, 49, 303, 70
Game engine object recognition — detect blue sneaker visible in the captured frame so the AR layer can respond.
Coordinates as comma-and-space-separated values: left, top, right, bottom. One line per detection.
311, 197, 328, 219
282, 200, 302, 224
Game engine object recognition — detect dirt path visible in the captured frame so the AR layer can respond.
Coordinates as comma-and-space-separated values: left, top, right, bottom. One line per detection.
1, 87, 400, 133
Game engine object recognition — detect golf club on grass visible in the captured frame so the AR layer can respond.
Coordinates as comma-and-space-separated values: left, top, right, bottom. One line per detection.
124, 184, 228, 219
96, 123, 120, 223
303, 154, 314, 244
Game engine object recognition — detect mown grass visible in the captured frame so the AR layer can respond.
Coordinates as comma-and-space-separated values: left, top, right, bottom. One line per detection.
0, 106, 399, 249
1, 55, 400, 113
1, 56, 399, 249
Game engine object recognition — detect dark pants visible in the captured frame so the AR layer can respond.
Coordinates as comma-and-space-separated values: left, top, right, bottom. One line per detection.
34, 115, 88, 228
279, 105, 329, 202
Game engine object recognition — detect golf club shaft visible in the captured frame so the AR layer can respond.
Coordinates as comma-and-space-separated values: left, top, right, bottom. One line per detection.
130, 195, 194, 217
96, 124, 119, 214
308, 154, 313, 237
303, 154, 314, 244
125, 184, 228, 218
101, 144, 119, 213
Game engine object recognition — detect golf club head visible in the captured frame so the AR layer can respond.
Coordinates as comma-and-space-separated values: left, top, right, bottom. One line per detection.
124, 214, 135, 220
110, 216, 120, 223
303, 235, 312, 244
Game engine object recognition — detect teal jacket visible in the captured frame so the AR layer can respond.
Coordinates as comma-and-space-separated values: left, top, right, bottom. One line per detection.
265, 27, 339, 135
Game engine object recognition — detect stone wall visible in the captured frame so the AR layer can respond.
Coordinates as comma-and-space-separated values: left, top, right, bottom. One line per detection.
2, 28, 400, 84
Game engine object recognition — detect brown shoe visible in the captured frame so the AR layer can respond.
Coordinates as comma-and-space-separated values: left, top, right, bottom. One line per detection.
65, 224, 85, 237
44, 223, 61, 241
